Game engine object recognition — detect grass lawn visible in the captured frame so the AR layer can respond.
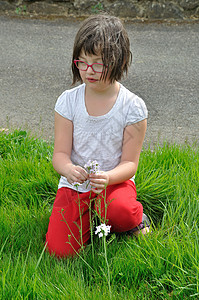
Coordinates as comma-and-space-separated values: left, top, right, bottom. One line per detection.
0, 129, 198, 299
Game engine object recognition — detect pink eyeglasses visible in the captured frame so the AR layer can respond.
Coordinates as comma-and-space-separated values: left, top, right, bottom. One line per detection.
74, 60, 104, 73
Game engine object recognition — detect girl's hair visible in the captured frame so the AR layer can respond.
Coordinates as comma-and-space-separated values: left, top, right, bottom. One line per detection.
72, 14, 132, 84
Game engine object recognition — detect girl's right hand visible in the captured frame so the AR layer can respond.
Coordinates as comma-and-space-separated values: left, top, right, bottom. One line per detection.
65, 164, 88, 185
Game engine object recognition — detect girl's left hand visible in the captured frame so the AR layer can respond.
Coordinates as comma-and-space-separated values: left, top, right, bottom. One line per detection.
89, 171, 109, 194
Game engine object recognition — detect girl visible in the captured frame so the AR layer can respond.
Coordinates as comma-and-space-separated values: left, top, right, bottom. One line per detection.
46, 14, 150, 257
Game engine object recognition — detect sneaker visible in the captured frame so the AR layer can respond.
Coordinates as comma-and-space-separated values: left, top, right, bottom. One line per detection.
127, 213, 151, 236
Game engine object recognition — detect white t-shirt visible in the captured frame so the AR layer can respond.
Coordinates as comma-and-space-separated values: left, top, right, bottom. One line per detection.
55, 83, 148, 192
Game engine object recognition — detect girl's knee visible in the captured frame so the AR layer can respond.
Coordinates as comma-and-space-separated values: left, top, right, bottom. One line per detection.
46, 233, 82, 257
45, 207, 90, 258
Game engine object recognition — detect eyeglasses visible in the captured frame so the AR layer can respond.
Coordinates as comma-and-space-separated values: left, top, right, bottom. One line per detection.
74, 60, 104, 73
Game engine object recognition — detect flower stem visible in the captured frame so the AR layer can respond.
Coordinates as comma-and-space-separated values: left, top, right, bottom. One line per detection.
77, 193, 84, 250
103, 235, 112, 299
89, 198, 95, 261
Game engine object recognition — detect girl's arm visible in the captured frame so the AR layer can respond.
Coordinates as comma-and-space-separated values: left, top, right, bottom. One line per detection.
52, 112, 88, 184
89, 119, 147, 193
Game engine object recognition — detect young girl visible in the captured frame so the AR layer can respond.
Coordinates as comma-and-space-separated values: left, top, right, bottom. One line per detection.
46, 14, 150, 257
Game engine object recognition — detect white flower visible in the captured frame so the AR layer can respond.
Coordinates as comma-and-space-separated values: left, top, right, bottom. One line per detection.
95, 223, 111, 238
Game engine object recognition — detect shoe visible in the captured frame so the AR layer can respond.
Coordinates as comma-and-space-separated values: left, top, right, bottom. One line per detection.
127, 213, 151, 235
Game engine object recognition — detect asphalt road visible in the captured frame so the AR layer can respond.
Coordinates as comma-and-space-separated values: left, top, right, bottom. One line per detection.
0, 16, 198, 146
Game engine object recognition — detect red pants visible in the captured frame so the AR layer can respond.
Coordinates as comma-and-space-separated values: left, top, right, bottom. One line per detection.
46, 180, 143, 257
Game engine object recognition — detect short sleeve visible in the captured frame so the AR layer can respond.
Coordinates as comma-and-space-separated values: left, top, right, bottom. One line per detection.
125, 95, 148, 126
55, 91, 73, 121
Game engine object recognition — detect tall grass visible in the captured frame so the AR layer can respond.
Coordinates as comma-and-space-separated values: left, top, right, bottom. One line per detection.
0, 129, 198, 299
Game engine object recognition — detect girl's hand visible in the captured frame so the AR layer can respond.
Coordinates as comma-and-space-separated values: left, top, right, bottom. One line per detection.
66, 164, 88, 185
89, 171, 109, 194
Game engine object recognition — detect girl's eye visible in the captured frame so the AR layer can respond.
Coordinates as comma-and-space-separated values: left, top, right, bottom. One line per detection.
92, 63, 103, 72
77, 61, 87, 70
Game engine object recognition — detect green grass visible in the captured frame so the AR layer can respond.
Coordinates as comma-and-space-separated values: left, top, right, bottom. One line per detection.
0, 129, 198, 299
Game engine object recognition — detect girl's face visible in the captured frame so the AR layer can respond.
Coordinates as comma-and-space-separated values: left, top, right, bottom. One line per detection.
77, 51, 112, 92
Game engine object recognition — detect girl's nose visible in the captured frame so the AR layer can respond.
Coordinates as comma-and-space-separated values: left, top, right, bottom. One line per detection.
86, 66, 95, 74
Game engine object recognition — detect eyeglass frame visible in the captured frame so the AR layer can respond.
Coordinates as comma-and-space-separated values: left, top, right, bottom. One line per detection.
74, 59, 105, 73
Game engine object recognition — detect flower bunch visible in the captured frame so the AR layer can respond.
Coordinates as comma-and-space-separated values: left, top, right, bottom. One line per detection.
71, 160, 100, 188
84, 160, 100, 174
95, 223, 111, 238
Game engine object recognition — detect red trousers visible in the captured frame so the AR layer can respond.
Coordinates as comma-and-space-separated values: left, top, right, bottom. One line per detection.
46, 180, 143, 257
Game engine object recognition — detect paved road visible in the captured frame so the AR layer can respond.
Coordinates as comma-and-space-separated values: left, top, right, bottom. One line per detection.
0, 16, 198, 145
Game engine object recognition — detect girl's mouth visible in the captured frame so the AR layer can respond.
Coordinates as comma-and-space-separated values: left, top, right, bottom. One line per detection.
87, 78, 98, 83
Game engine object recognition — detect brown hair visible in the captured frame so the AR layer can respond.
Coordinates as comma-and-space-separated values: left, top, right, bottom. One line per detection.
72, 14, 132, 84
